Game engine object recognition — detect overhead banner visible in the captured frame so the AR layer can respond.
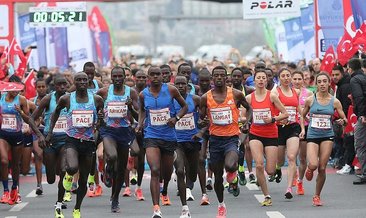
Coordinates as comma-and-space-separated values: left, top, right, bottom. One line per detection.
283, 17, 305, 61
243, 0, 300, 19
300, 4, 315, 62
315, 0, 344, 57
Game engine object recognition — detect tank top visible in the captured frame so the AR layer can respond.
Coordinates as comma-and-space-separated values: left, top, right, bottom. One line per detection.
104, 85, 131, 128
44, 92, 68, 135
249, 90, 278, 138
299, 88, 309, 126
143, 83, 176, 141
88, 79, 99, 94
307, 94, 334, 139
207, 87, 240, 137
0, 93, 22, 132
174, 94, 198, 142
66, 92, 97, 141
189, 83, 195, 95
276, 87, 299, 124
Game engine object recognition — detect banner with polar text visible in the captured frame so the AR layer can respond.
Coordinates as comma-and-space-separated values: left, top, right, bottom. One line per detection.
243, 0, 300, 19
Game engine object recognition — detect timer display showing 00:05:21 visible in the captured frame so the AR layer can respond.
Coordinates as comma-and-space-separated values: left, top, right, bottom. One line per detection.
30, 11, 87, 23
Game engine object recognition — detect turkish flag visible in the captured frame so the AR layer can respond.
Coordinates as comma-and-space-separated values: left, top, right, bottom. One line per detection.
15, 50, 31, 79
352, 23, 366, 51
343, 0, 357, 37
0, 81, 24, 91
337, 31, 359, 66
23, 70, 36, 99
320, 46, 336, 74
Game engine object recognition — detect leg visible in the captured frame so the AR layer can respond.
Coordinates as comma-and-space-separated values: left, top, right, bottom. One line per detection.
21, 146, 32, 175
286, 137, 300, 189
307, 142, 320, 172
175, 148, 187, 206
56, 147, 66, 203
249, 140, 267, 194
43, 151, 57, 184
33, 140, 43, 188
146, 147, 161, 206
10, 145, 23, 189
161, 152, 175, 195
74, 154, 93, 210
315, 141, 333, 196
245, 138, 253, 173
354, 122, 366, 176
298, 140, 307, 180
198, 139, 208, 194
112, 146, 129, 201
210, 161, 224, 203
0, 139, 10, 189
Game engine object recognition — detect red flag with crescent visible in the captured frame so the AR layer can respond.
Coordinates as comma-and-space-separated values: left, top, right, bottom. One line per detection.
0, 81, 24, 91
352, 23, 366, 51
337, 31, 358, 66
23, 70, 36, 99
320, 46, 336, 74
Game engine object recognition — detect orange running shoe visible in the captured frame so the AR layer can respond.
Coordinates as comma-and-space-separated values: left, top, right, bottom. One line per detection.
87, 184, 95, 197
161, 194, 171, 206
0, 191, 10, 204
216, 204, 227, 218
200, 194, 210, 206
305, 168, 314, 181
8, 188, 18, 205
94, 185, 103, 197
297, 181, 304, 195
312, 195, 323, 206
135, 188, 145, 201
122, 187, 132, 197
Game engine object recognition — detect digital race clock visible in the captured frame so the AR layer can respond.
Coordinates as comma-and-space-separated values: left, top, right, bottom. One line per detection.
29, 5, 87, 27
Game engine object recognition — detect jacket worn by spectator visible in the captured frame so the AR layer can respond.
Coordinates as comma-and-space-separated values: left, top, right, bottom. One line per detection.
336, 74, 352, 116
350, 70, 366, 118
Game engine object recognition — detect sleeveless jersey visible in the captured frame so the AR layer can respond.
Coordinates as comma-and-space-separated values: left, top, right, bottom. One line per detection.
44, 92, 68, 135
174, 94, 198, 142
104, 85, 131, 128
88, 79, 99, 94
276, 87, 299, 124
0, 93, 22, 132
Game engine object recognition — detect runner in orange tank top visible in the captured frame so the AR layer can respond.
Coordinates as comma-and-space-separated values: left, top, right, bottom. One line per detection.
245, 70, 288, 206
200, 66, 251, 218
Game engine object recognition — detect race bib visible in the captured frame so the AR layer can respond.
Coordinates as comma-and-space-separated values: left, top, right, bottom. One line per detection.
285, 106, 297, 123
54, 116, 68, 133
252, 108, 271, 124
311, 114, 331, 129
175, 113, 196, 130
150, 108, 170, 126
210, 107, 232, 125
107, 102, 128, 118
1, 114, 17, 130
72, 110, 94, 128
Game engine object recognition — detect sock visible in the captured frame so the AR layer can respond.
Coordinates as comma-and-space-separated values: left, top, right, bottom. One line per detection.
2, 180, 9, 192
88, 175, 95, 184
238, 165, 245, 173
218, 201, 225, 207
276, 164, 281, 170
297, 178, 303, 183
12, 179, 18, 189
182, 205, 189, 210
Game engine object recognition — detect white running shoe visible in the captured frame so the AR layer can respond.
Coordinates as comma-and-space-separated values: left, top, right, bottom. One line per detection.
180, 206, 191, 218
186, 188, 195, 201
337, 164, 352, 175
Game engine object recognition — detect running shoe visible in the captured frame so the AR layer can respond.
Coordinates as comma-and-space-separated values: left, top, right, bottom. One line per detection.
305, 168, 314, 181
63, 174, 73, 191
130, 174, 137, 185
135, 188, 145, 201
111, 200, 120, 213
0, 191, 10, 204
249, 173, 256, 184
122, 187, 132, 197
268, 174, 276, 182
180, 206, 191, 218
275, 168, 282, 183
54, 202, 67, 209
16, 194, 22, 204
224, 182, 229, 189
206, 178, 213, 191
152, 205, 162, 218
8, 188, 18, 205
200, 194, 210, 206
55, 207, 64, 218
297, 181, 304, 195
63, 191, 72, 202
261, 196, 272, 206
226, 172, 237, 183
216, 204, 227, 218
285, 187, 293, 199
72, 209, 81, 218
231, 177, 240, 197
238, 171, 247, 186
337, 164, 352, 175
94, 185, 103, 197
104, 164, 113, 188
312, 195, 323, 206
161, 194, 171, 206
227, 184, 233, 194
186, 188, 194, 201
87, 183, 95, 197
36, 185, 43, 195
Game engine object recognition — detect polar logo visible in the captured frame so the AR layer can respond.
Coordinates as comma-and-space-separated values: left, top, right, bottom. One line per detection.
250, 1, 293, 10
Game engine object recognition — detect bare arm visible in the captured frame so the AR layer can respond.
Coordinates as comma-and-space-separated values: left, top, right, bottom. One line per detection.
29, 95, 51, 137
136, 92, 146, 134
128, 89, 139, 121
334, 98, 347, 126
300, 96, 312, 138
270, 92, 289, 123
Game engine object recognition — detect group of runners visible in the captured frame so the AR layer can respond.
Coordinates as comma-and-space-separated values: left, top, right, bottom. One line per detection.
0, 60, 349, 218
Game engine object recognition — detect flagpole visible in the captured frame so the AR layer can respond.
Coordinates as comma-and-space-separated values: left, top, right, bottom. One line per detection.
314, 0, 320, 58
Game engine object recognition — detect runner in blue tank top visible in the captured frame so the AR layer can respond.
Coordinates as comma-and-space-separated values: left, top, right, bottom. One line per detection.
96, 67, 139, 213
0, 75, 30, 206
300, 72, 347, 207
136, 66, 188, 218
28, 76, 69, 217
43, 72, 104, 218
173, 76, 202, 218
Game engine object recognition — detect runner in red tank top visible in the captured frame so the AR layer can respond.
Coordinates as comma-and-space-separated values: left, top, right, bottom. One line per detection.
245, 70, 288, 206
270, 68, 303, 200
200, 66, 251, 218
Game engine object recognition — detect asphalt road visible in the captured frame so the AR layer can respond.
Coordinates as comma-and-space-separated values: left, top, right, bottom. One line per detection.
1, 168, 366, 218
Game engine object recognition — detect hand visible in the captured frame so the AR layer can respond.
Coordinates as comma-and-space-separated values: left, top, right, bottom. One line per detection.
198, 118, 209, 128
14, 104, 22, 113
167, 117, 177, 128
135, 125, 143, 135
38, 134, 46, 149
126, 96, 133, 108
335, 118, 346, 126
263, 116, 272, 124
97, 109, 104, 124
238, 117, 247, 125
299, 129, 305, 139
44, 133, 53, 148
192, 131, 203, 141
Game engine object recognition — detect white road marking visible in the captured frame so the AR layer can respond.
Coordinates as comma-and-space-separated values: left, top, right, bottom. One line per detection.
266, 211, 286, 218
246, 183, 259, 190
254, 194, 264, 203
5, 216, 17, 218
26, 190, 37, 198
9, 202, 29, 212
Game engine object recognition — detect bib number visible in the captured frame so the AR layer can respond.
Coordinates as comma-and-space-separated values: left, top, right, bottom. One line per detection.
210, 107, 233, 125
54, 116, 68, 133
285, 106, 297, 123
72, 110, 94, 128
1, 114, 17, 130
175, 113, 196, 130
311, 114, 331, 129
252, 108, 271, 125
150, 108, 170, 126
107, 102, 128, 118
